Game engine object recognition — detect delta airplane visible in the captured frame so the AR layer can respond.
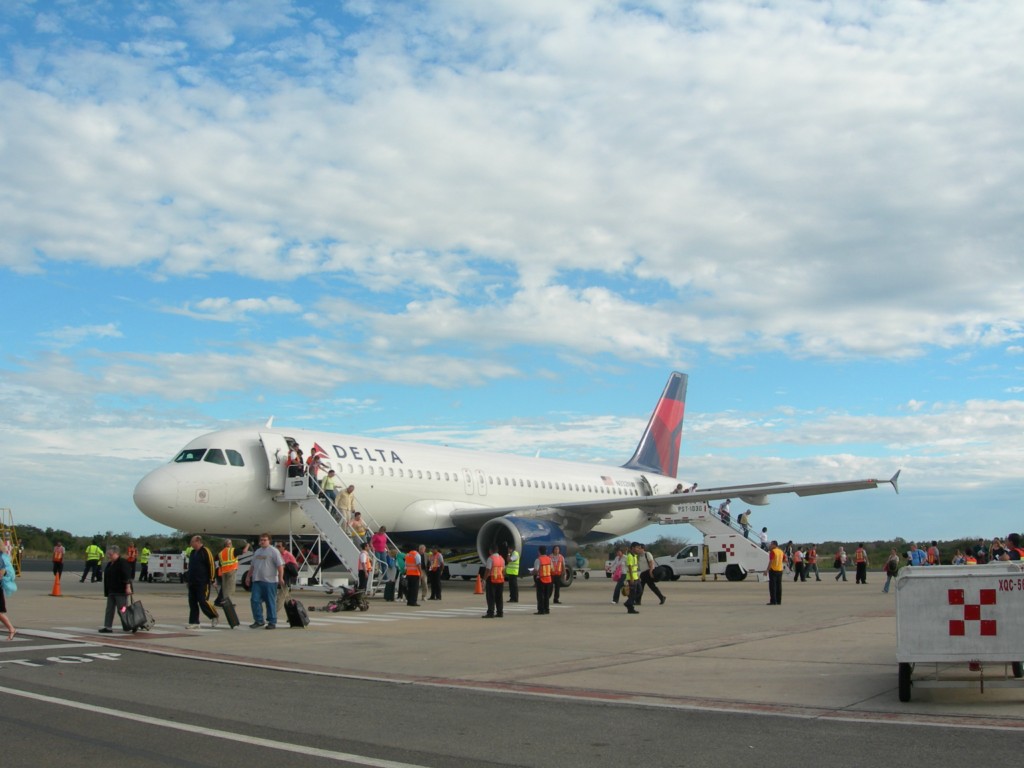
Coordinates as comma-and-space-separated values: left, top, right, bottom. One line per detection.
133, 372, 899, 569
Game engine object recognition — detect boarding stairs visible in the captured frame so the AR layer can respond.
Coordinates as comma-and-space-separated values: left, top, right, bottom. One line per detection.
277, 474, 397, 596
655, 500, 768, 580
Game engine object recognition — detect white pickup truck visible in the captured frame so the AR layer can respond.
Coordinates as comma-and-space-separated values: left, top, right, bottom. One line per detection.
653, 545, 703, 580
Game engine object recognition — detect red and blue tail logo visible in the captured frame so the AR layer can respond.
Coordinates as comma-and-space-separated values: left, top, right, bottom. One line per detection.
622, 372, 687, 477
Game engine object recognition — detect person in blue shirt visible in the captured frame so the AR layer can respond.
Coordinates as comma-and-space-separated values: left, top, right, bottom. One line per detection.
908, 543, 928, 566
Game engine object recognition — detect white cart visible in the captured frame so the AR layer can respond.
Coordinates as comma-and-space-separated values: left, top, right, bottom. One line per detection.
895, 563, 1024, 701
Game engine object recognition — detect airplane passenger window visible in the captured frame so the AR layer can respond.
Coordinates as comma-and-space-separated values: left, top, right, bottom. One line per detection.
174, 449, 206, 462
444, 472, 449, 481
417, 470, 423, 479
203, 449, 227, 465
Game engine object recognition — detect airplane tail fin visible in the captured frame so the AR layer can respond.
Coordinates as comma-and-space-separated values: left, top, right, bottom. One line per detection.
622, 372, 687, 477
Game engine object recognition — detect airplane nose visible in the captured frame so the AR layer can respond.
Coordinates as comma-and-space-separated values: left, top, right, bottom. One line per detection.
133, 467, 178, 519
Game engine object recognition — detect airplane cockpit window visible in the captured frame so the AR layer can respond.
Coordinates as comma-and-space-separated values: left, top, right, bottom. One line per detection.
174, 449, 207, 463
204, 449, 227, 465
227, 450, 245, 467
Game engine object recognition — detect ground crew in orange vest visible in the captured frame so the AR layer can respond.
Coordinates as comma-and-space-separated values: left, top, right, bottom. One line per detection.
482, 546, 505, 618
805, 546, 821, 581
533, 546, 553, 615
126, 541, 138, 580
52, 541, 65, 579
404, 548, 422, 607
854, 544, 869, 584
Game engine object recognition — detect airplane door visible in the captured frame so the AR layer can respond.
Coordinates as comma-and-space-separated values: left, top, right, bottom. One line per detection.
463, 468, 475, 496
638, 474, 654, 497
475, 469, 488, 497
260, 433, 291, 491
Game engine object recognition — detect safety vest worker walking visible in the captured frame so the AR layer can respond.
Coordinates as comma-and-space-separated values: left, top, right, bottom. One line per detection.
534, 546, 553, 615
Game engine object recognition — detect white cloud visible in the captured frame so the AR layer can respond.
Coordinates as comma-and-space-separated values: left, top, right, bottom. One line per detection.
168, 296, 302, 322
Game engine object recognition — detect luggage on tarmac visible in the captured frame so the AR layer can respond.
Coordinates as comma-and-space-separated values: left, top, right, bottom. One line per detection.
383, 580, 396, 601
119, 596, 152, 633
284, 598, 310, 628
221, 597, 240, 628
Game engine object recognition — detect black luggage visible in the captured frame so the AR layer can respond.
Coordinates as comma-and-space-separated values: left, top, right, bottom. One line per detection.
119, 596, 151, 633
383, 580, 396, 602
222, 597, 240, 628
284, 598, 310, 628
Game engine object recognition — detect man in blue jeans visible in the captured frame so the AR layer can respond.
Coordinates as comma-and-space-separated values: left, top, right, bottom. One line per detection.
249, 533, 284, 629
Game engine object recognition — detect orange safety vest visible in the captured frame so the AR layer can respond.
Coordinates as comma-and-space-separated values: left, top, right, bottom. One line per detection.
551, 554, 564, 576
855, 548, 866, 564
429, 552, 442, 571
792, 550, 803, 564
488, 554, 505, 583
806, 549, 817, 564
537, 555, 552, 584
768, 547, 784, 572
964, 555, 977, 564
53, 547, 64, 562
927, 546, 939, 565
405, 551, 421, 577
218, 547, 238, 576
126, 546, 138, 563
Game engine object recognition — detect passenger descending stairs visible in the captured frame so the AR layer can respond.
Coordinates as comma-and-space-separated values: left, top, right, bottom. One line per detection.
294, 495, 378, 595
276, 475, 383, 595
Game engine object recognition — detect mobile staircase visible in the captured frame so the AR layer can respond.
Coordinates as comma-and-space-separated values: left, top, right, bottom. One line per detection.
655, 500, 768, 581
278, 473, 394, 596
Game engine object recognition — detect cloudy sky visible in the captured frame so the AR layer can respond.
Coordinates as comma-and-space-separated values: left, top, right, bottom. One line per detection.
1, 1, 1021, 545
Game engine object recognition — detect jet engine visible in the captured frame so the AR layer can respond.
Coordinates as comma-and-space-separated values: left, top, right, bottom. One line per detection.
476, 516, 573, 585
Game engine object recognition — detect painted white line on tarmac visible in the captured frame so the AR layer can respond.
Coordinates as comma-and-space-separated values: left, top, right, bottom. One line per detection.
0, 683, 434, 768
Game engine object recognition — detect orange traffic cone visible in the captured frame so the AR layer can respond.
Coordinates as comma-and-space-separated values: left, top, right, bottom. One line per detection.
50, 573, 62, 597
474, 574, 484, 595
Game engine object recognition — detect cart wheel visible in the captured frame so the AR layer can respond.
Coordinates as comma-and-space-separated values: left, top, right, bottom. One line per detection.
359, 600, 370, 611
898, 662, 912, 702
1012, 662, 1023, 678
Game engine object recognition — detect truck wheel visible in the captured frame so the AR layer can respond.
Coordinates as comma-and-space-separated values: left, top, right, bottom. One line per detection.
582, 571, 590, 580
653, 565, 672, 582
1013, 662, 1023, 678
724, 564, 747, 582
898, 662, 912, 702
561, 568, 575, 588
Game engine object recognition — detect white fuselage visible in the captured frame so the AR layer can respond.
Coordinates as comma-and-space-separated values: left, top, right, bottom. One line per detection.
133, 426, 680, 546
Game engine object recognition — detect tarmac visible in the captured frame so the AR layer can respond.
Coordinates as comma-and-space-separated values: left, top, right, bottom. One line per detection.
8, 563, 1024, 729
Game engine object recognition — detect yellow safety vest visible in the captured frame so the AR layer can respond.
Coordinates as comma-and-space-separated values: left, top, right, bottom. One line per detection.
505, 551, 520, 576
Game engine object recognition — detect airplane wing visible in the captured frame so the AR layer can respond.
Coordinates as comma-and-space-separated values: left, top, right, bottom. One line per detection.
450, 471, 900, 540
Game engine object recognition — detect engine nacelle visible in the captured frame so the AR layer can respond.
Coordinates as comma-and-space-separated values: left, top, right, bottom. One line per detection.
476, 516, 569, 571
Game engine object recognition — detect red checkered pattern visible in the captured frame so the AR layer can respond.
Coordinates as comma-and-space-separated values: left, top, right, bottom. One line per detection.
721, 543, 736, 559
948, 588, 997, 637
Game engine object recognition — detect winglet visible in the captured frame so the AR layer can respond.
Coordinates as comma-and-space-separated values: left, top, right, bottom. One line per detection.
889, 469, 901, 494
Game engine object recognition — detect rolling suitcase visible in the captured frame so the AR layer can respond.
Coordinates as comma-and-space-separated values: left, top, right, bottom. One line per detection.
119, 596, 151, 633
221, 597, 240, 628
284, 598, 310, 628
383, 580, 396, 602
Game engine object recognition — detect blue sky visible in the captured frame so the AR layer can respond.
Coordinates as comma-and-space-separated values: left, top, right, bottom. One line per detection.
1, 1, 1022, 545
